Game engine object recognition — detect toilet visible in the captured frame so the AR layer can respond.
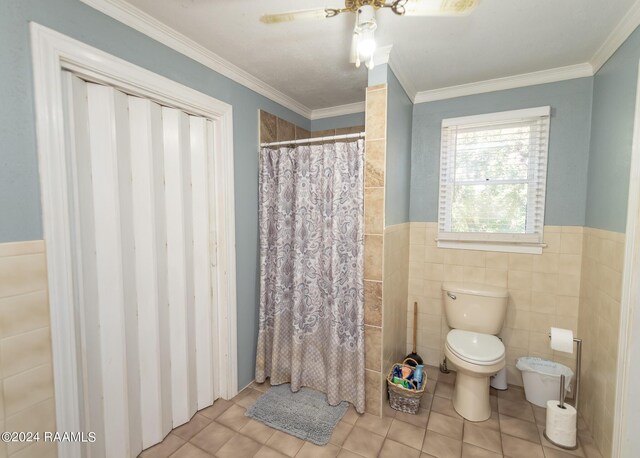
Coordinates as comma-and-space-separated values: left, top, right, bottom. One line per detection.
442, 282, 508, 422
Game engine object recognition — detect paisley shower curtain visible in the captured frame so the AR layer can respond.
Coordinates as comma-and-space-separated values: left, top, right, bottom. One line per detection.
255, 140, 366, 413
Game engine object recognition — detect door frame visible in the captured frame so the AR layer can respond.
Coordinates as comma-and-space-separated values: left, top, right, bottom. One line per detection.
612, 60, 640, 457
30, 23, 238, 458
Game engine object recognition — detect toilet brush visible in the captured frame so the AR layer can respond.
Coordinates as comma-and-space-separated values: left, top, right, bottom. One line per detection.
404, 302, 423, 366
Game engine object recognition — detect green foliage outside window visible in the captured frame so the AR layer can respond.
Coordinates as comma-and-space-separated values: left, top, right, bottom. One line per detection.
450, 125, 531, 233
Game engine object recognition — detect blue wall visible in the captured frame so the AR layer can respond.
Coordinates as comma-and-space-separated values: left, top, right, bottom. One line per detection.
410, 78, 594, 227
368, 64, 388, 87
0, 0, 311, 390
310, 112, 365, 131
385, 68, 412, 225
586, 27, 640, 233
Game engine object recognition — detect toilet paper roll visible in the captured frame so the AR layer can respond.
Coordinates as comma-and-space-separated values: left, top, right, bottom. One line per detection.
550, 327, 574, 354
545, 399, 577, 448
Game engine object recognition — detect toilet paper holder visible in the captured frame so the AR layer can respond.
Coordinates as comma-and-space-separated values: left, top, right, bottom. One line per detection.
558, 374, 566, 409
545, 334, 582, 451
544, 373, 578, 450
547, 334, 582, 411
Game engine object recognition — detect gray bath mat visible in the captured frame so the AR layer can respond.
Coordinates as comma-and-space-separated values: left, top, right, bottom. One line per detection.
244, 384, 348, 445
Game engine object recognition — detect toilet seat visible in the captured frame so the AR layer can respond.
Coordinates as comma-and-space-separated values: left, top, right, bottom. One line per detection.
446, 329, 505, 366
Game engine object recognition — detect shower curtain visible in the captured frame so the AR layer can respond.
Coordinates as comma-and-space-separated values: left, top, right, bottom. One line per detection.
255, 140, 366, 413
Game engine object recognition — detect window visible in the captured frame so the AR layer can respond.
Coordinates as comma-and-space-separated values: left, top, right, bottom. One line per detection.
437, 106, 550, 254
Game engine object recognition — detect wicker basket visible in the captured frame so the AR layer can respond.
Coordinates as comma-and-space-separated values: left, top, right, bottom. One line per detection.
387, 358, 427, 414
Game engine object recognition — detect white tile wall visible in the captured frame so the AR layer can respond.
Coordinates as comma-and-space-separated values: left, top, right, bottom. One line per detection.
382, 223, 410, 378
0, 241, 57, 458
407, 223, 583, 387
578, 227, 625, 457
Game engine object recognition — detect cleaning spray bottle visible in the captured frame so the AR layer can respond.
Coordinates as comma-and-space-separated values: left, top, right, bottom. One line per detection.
414, 364, 424, 389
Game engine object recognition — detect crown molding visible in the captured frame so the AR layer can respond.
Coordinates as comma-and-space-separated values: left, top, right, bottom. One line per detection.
79, 0, 313, 118
79, 0, 640, 114
414, 63, 594, 104
310, 101, 365, 120
373, 44, 393, 66
79, 0, 367, 122
591, 0, 640, 72
410, 0, 640, 103
388, 53, 417, 101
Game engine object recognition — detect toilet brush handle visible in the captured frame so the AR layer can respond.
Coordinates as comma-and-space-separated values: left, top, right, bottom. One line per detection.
412, 302, 418, 353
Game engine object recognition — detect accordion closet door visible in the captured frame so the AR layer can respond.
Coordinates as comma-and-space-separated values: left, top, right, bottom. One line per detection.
62, 71, 218, 457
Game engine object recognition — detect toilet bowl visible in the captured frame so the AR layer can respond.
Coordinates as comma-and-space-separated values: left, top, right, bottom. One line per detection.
444, 329, 505, 421
441, 283, 508, 422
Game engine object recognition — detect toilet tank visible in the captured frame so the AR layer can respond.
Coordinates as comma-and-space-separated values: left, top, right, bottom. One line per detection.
442, 283, 508, 335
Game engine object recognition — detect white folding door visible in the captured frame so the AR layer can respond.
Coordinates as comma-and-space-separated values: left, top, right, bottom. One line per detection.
62, 71, 218, 457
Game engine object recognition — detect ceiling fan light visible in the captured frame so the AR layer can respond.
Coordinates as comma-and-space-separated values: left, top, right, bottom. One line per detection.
366, 55, 375, 70
358, 4, 376, 23
354, 5, 377, 69
357, 37, 376, 59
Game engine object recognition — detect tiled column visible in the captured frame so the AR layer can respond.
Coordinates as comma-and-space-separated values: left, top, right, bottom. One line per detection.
363, 84, 387, 415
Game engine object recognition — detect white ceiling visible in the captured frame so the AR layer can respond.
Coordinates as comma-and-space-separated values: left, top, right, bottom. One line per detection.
125, 0, 636, 110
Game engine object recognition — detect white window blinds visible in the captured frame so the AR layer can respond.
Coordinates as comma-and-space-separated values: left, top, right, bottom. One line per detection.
437, 107, 550, 251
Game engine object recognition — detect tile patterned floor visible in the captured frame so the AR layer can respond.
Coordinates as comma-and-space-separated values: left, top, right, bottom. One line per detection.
139, 367, 603, 458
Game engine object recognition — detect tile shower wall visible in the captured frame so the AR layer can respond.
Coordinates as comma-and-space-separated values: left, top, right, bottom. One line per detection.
578, 228, 625, 457
363, 84, 387, 416
311, 126, 365, 138
407, 223, 583, 387
0, 241, 57, 458
382, 224, 410, 380
259, 110, 311, 143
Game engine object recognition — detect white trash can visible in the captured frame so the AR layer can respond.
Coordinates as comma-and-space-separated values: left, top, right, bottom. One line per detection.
490, 366, 508, 390
516, 357, 574, 408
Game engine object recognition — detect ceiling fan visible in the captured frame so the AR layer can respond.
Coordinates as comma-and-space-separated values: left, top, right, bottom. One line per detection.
260, 0, 479, 69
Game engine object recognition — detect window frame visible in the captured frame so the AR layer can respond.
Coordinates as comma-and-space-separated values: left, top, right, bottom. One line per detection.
436, 106, 551, 254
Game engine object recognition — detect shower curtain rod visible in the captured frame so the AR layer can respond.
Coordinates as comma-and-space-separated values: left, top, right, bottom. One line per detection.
260, 132, 365, 148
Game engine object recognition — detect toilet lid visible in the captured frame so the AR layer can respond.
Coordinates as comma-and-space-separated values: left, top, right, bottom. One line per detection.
446, 330, 505, 364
